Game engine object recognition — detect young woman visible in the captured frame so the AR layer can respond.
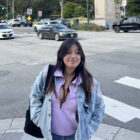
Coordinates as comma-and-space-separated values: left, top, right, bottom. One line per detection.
30, 38, 105, 140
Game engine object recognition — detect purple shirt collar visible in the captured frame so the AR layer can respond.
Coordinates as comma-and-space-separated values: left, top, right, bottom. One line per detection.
54, 68, 82, 85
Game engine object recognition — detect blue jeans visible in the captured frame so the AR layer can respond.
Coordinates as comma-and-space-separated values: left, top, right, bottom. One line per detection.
52, 133, 75, 140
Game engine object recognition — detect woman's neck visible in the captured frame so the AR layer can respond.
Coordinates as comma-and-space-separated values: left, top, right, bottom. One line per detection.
64, 67, 75, 84
64, 67, 75, 77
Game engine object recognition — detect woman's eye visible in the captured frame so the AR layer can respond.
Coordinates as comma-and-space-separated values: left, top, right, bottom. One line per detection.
67, 51, 71, 54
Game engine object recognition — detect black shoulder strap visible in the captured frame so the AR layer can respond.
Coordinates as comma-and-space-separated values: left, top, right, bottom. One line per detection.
44, 64, 54, 92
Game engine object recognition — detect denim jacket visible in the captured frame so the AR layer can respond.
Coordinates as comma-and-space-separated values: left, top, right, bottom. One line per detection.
30, 65, 105, 140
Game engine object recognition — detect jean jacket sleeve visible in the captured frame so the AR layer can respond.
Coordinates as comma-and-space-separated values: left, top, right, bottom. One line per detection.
29, 65, 49, 127
88, 81, 105, 135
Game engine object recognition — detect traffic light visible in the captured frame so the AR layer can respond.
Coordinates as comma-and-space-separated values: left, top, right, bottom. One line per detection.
1, 7, 5, 10
120, 6, 123, 11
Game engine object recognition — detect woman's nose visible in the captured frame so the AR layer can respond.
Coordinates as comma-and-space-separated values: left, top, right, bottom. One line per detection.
71, 53, 76, 57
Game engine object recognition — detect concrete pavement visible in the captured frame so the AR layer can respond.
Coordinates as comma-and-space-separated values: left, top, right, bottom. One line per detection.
0, 118, 140, 140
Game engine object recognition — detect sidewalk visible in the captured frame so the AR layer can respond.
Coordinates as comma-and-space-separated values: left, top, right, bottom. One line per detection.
0, 118, 140, 140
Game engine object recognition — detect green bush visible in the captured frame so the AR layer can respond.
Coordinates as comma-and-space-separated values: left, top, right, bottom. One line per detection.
72, 23, 106, 31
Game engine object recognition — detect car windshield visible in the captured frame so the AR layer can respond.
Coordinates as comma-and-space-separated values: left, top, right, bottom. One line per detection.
53, 24, 68, 29
0, 25, 10, 29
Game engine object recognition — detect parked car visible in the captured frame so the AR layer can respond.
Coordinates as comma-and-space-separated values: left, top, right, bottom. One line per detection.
112, 16, 140, 33
33, 20, 58, 32
1, 20, 7, 23
0, 19, 7, 23
20, 19, 33, 27
37, 24, 78, 41
40, 18, 50, 23
0, 24, 14, 39
7, 19, 21, 27
55, 19, 71, 28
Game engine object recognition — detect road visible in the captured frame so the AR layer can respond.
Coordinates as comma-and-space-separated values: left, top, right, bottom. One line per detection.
0, 29, 140, 133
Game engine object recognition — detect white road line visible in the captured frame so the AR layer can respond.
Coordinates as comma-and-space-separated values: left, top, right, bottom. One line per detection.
103, 95, 140, 123
114, 76, 140, 90
14, 34, 25, 37
105, 76, 140, 122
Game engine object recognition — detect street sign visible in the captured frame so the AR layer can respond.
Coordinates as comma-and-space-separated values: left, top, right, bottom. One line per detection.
122, 0, 127, 7
38, 11, 42, 17
27, 8, 32, 15
27, 16, 32, 21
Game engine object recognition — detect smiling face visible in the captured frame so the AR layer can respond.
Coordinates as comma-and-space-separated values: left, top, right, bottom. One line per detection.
63, 44, 81, 70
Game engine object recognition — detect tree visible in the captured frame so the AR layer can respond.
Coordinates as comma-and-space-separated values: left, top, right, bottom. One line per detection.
0, 0, 60, 19
74, 5, 86, 17
60, 0, 64, 18
63, 2, 77, 18
127, 0, 140, 16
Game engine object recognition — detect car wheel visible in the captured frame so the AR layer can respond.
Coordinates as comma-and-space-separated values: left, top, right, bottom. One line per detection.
34, 27, 37, 32
54, 34, 60, 41
123, 30, 128, 32
114, 26, 120, 33
38, 33, 43, 39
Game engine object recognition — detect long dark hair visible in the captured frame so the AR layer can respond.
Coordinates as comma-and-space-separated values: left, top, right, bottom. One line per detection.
46, 38, 93, 103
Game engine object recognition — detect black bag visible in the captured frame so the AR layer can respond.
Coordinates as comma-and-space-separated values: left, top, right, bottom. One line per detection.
24, 65, 54, 138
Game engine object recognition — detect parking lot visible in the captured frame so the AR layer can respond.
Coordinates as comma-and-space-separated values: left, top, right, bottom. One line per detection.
0, 30, 140, 133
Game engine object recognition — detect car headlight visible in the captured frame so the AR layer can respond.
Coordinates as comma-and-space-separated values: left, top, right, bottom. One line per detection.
59, 32, 66, 36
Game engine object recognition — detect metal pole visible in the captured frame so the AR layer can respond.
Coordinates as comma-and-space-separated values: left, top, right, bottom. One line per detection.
12, 0, 14, 19
86, 0, 89, 23
124, 6, 126, 18
6, 0, 8, 20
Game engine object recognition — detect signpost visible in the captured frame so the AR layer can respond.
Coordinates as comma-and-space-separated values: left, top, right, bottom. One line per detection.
26, 8, 32, 32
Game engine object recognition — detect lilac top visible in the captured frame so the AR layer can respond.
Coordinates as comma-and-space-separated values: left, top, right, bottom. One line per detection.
51, 68, 81, 136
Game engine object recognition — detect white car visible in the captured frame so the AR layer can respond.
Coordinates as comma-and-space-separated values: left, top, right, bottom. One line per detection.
7, 19, 21, 27
33, 20, 58, 32
0, 24, 14, 39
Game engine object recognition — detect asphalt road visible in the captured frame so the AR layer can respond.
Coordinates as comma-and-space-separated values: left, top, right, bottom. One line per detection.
0, 29, 140, 133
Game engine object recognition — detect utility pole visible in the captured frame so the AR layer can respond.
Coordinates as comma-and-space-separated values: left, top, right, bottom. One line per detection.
12, 0, 14, 19
86, 0, 89, 23
6, 0, 8, 20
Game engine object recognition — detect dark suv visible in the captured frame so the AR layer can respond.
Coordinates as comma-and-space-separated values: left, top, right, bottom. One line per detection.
112, 16, 140, 33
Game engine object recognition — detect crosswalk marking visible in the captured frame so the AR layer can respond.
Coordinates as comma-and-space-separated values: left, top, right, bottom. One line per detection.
114, 76, 140, 90
104, 76, 140, 122
103, 95, 140, 122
